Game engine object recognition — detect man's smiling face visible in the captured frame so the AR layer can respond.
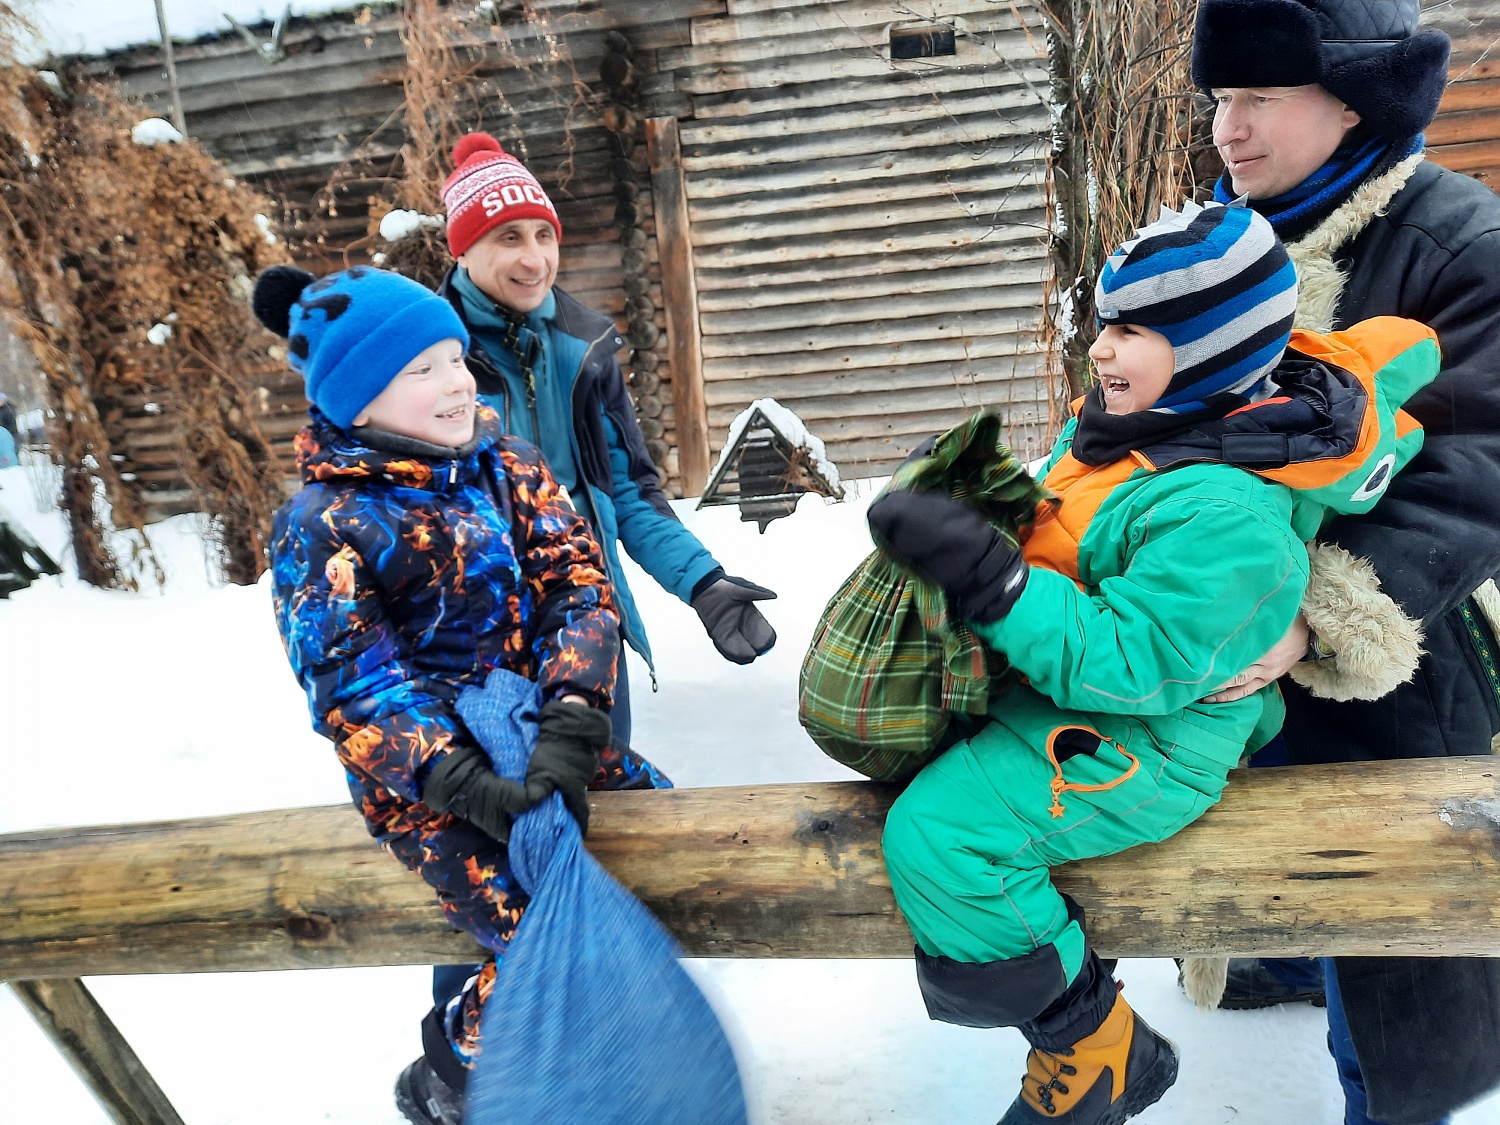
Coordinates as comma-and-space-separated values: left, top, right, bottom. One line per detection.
1211, 85, 1362, 199
458, 218, 560, 314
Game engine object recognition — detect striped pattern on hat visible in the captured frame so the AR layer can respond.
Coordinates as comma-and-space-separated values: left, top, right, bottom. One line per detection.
1095, 200, 1297, 413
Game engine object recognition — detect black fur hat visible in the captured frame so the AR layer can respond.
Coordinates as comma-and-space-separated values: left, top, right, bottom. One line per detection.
1192, 0, 1450, 139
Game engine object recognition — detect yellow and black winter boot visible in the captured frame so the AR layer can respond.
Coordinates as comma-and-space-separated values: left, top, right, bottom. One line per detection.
1000, 973, 1178, 1123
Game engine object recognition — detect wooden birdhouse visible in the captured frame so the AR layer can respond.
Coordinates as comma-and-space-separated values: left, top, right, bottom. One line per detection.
698, 398, 844, 532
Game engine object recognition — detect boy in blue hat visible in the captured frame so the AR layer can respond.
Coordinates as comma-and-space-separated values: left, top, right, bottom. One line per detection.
869, 200, 1438, 1125
254, 264, 670, 1125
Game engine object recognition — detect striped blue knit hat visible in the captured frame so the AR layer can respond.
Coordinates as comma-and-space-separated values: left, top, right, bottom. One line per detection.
251, 264, 470, 430
1094, 200, 1297, 413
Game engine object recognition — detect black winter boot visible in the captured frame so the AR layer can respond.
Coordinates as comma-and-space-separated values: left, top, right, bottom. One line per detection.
999, 956, 1178, 1124
1215, 958, 1327, 1010
394, 1058, 465, 1125
395, 1008, 468, 1125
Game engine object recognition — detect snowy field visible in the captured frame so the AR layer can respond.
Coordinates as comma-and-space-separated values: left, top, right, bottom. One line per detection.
3, 457, 1498, 1125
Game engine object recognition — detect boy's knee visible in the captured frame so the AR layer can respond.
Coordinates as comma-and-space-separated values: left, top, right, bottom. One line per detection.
880, 781, 940, 882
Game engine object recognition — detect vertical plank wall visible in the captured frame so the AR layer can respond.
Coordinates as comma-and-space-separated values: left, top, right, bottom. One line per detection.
70, 0, 1500, 511
650, 0, 1054, 480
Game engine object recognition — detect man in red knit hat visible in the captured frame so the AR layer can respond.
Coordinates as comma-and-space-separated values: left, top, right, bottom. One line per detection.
437, 133, 777, 721
396, 133, 778, 1123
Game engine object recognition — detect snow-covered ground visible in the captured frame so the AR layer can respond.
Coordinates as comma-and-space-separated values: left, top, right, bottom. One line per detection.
2, 457, 1498, 1125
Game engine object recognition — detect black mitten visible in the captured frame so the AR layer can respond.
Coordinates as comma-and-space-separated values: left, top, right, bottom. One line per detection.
867, 489, 1029, 623
691, 572, 778, 664
422, 744, 533, 844
524, 701, 613, 834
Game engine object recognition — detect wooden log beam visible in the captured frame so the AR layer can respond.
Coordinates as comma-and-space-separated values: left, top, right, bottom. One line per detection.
645, 116, 711, 495
1, 760, 1497, 982
8, 978, 185, 1125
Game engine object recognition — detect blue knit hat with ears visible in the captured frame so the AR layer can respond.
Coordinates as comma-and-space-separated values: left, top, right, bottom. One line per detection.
251, 264, 470, 429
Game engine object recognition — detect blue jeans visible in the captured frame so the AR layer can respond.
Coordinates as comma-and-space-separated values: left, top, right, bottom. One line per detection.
611, 653, 632, 748
1321, 957, 1450, 1125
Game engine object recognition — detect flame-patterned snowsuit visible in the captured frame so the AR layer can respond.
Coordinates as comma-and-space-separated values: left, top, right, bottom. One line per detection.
270, 404, 669, 1061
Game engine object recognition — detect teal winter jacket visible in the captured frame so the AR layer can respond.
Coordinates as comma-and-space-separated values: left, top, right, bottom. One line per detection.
440, 267, 721, 670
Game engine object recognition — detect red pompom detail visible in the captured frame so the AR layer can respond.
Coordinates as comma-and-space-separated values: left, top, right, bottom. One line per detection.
451, 132, 504, 169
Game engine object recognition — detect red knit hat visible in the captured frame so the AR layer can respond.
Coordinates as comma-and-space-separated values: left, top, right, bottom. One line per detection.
441, 133, 562, 259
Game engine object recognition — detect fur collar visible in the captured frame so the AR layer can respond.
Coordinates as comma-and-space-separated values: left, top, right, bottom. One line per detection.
1286, 154, 1427, 332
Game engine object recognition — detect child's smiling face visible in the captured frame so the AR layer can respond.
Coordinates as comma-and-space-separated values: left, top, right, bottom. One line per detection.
353, 337, 477, 446
1088, 323, 1176, 415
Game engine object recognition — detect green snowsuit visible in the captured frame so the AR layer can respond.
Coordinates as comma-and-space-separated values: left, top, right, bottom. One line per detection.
882, 318, 1439, 1012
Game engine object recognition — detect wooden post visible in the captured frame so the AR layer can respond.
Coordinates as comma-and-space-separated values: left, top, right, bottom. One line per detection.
1, 760, 1498, 979
152, 0, 187, 136
645, 116, 711, 496
9, 978, 185, 1125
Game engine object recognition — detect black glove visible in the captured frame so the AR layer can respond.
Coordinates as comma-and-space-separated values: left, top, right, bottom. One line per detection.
523, 700, 612, 835
867, 489, 1029, 623
691, 572, 778, 664
422, 744, 532, 844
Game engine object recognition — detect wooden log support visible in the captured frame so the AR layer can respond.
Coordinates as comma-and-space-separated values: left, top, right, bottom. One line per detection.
645, 115, 711, 496
8, 978, 185, 1125
1, 759, 1498, 982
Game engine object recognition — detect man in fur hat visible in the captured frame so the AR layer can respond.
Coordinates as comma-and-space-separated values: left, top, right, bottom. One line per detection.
1190, 2, 1500, 1123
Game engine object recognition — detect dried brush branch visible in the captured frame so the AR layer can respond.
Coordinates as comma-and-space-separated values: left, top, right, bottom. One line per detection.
1036, 0, 1218, 416
0, 56, 289, 587
370, 0, 599, 285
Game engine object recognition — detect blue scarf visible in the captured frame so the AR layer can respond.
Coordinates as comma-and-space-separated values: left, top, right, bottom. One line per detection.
1214, 133, 1424, 242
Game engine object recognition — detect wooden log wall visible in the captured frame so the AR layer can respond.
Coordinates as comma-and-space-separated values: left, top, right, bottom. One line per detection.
73, 0, 734, 511
69, 0, 1500, 512
1426, 2, 1500, 187
642, 0, 1055, 480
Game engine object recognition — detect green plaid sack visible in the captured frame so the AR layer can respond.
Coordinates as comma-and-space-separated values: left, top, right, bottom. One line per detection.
798, 413, 1053, 782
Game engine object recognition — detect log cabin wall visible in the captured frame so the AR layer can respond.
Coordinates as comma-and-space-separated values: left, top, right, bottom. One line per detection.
1425, 2, 1500, 187
642, 0, 1054, 481
73, 0, 725, 513
71, 0, 1500, 516
76, 7, 402, 516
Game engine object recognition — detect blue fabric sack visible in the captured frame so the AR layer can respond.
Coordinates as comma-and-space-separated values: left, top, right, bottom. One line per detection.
456, 668, 749, 1125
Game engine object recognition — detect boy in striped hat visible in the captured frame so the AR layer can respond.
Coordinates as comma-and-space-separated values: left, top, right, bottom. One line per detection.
865, 199, 1439, 1124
